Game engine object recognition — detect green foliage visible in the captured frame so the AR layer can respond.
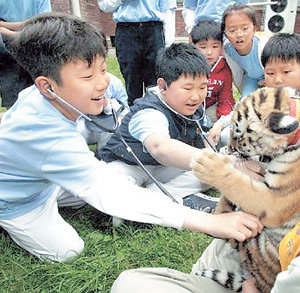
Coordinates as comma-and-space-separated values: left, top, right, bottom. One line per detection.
0, 56, 214, 293
106, 56, 124, 85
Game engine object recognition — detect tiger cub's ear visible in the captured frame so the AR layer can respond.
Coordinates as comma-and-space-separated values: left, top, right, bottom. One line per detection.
268, 112, 299, 134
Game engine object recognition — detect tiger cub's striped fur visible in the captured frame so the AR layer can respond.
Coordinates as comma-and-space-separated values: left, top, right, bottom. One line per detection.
191, 87, 300, 292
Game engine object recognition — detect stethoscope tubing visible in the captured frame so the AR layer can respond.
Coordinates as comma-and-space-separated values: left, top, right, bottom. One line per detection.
47, 88, 217, 204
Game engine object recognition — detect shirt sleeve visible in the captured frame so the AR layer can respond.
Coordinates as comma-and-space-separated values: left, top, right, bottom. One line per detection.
97, 0, 123, 13
41, 134, 185, 229
183, 0, 197, 9
270, 257, 300, 293
128, 109, 170, 144
38, 0, 52, 13
159, 0, 169, 12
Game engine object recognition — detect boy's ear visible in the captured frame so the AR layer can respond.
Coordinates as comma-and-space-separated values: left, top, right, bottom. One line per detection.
35, 76, 55, 100
157, 78, 167, 91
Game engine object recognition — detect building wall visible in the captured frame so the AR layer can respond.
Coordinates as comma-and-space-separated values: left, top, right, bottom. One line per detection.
51, 0, 116, 36
50, 0, 300, 39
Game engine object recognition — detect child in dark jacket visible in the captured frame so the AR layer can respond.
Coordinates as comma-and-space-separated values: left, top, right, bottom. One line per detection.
99, 43, 218, 214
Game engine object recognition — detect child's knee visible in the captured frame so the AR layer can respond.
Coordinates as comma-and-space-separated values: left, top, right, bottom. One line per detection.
41, 237, 85, 263
58, 237, 85, 262
111, 269, 142, 293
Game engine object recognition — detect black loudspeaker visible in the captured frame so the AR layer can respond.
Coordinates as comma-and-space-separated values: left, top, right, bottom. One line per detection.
264, 0, 298, 34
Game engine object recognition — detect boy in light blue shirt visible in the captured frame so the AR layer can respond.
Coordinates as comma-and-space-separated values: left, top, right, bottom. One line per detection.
0, 13, 262, 262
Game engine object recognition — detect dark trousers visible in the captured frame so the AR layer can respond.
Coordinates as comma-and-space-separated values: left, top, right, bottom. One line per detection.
115, 21, 165, 106
0, 35, 32, 108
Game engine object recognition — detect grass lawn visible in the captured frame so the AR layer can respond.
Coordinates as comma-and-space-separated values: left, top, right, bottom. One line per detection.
0, 56, 215, 292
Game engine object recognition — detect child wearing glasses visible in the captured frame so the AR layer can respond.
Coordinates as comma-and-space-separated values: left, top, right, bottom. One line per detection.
222, 3, 270, 98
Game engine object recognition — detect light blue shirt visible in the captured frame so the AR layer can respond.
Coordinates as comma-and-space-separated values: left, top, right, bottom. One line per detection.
183, 0, 249, 24
225, 36, 264, 97
0, 86, 100, 220
0, 85, 187, 228
0, 0, 51, 22
128, 87, 211, 149
106, 73, 128, 108
113, 0, 168, 22
168, 0, 177, 9
129, 108, 170, 146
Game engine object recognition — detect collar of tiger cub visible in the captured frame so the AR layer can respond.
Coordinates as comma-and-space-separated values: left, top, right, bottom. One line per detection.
289, 96, 300, 145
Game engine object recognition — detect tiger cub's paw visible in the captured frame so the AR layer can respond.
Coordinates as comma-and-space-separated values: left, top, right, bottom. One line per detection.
191, 150, 231, 186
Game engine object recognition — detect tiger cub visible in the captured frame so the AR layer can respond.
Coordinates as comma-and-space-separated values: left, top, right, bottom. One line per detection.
191, 87, 300, 292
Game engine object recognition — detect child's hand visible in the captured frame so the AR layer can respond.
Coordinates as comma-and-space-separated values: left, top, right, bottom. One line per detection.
242, 278, 260, 293
183, 208, 263, 241
207, 211, 263, 241
208, 120, 224, 145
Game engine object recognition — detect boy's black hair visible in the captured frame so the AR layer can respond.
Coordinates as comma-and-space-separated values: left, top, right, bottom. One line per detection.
190, 19, 223, 44
261, 33, 300, 67
221, 3, 257, 36
155, 43, 210, 86
9, 13, 108, 85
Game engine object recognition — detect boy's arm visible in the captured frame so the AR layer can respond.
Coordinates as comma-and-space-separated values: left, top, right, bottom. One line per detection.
183, 207, 262, 242
0, 20, 24, 31
43, 132, 262, 240
182, 0, 197, 33
144, 133, 203, 170
0, 21, 24, 38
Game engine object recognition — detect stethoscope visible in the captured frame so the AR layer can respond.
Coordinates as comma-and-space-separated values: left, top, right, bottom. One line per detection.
46, 88, 179, 203
46, 87, 218, 204
156, 88, 218, 153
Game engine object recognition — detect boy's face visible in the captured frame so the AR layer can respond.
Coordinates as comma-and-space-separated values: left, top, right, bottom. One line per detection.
163, 74, 208, 116
195, 38, 222, 66
264, 58, 300, 93
50, 55, 109, 121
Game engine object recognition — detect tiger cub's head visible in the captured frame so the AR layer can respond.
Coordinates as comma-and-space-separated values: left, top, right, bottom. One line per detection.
228, 87, 300, 158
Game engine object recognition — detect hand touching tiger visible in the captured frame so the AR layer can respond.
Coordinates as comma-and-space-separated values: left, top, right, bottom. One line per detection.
191, 150, 233, 188
190, 87, 300, 293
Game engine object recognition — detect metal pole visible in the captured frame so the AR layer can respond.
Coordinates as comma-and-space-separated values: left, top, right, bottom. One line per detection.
70, 0, 82, 18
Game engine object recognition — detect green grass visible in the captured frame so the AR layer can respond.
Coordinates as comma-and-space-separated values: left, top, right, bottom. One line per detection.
1, 206, 212, 292
0, 56, 214, 293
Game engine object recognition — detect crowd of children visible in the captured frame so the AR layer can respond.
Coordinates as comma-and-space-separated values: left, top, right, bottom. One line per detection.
0, 2, 300, 292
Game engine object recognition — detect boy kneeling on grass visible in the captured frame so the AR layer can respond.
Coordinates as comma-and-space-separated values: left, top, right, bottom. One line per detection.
0, 14, 262, 263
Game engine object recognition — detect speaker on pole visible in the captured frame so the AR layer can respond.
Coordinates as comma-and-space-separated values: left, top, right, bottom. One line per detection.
264, 0, 298, 34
